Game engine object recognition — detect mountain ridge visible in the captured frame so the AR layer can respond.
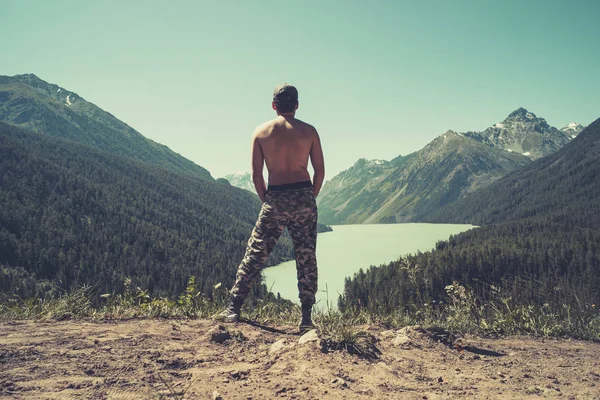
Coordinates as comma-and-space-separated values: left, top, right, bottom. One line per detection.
318, 108, 580, 224
0, 74, 213, 179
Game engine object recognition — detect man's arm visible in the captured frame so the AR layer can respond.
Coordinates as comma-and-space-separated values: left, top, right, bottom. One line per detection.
251, 133, 267, 202
310, 129, 325, 197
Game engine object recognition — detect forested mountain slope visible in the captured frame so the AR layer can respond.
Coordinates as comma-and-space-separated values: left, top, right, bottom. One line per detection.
340, 118, 600, 313
0, 74, 212, 179
0, 122, 293, 298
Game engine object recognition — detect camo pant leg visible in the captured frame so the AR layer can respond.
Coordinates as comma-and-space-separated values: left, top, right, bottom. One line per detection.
286, 188, 318, 307
230, 197, 286, 301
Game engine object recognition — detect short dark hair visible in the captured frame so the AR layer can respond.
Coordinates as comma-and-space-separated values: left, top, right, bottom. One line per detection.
275, 100, 297, 113
273, 84, 298, 113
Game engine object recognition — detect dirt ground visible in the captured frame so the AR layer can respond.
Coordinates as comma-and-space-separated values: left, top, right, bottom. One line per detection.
1, 319, 599, 399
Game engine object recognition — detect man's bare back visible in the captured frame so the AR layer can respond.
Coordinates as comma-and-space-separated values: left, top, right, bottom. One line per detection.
251, 115, 324, 202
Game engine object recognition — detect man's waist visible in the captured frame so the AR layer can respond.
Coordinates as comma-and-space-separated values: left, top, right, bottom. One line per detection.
267, 180, 313, 192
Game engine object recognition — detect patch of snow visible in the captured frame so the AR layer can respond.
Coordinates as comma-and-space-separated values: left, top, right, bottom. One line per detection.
506, 149, 513, 152
571, 134, 576, 139
494, 123, 505, 128
523, 151, 531, 156
57, 88, 61, 93
568, 122, 579, 129
65, 94, 72, 106
526, 112, 534, 120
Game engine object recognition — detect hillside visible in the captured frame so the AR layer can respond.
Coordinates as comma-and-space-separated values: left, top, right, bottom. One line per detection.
318, 131, 530, 224
340, 118, 600, 315
318, 109, 580, 225
427, 117, 600, 225
0, 122, 293, 298
0, 74, 212, 179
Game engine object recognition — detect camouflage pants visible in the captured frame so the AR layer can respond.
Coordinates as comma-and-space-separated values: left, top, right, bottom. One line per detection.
231, 186, 318, 306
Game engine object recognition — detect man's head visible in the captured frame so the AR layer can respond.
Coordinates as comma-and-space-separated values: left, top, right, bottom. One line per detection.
272, 84, 298, 114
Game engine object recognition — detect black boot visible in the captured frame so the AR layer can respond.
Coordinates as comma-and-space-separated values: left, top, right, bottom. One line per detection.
299, 304, 315, 334
217, 297, 243, 323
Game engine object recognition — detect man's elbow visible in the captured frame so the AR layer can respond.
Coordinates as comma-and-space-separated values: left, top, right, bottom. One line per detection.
252, 172, 264, 183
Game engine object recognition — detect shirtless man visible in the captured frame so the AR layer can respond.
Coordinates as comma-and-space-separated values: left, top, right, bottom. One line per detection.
219, 84, 325, 333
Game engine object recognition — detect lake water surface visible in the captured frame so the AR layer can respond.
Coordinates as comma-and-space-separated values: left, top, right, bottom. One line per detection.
263, 223, 474, 309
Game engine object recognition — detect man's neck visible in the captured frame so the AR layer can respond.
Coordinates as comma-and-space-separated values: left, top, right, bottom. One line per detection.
277, 112, 296, 119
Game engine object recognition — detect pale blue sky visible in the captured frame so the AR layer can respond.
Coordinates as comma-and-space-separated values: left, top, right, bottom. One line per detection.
2, 0, 599, 179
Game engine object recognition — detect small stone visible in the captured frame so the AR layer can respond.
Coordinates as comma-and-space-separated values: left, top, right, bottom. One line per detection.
209, 325, 231, 344
269, 339, 287, 356
380, 330, 396, 338
298, 329, 319, 345
212, 390, 223, 400
438, 377, 444, 383
392, 334, 411, 347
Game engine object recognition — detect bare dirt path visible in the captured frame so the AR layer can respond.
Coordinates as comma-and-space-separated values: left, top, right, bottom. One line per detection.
1, 319, 599, 399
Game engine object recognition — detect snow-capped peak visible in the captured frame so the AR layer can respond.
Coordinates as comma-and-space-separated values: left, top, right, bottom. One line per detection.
560, 122, 584, 137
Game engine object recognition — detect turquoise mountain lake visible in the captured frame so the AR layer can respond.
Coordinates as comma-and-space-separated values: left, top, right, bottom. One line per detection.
263, 223, 475, 309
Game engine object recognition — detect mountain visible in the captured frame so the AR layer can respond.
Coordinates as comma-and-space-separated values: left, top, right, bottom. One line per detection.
561, 122, 585, 138
0, 122, 294, 298
0, 74, 212, 179
340, 118, 600, 315
222, 172, 255, 192
318, 131, 531, 224
318, 108, 578, 224
464, 108, 577, 159
426, 117, 600, 226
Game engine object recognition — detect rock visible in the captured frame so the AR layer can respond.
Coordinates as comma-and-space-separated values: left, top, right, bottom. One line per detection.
208, 325, 231, 344
269, 339, 287, 356
380, 330, 396, 338
398, 325, 426, 338
392, 334, 411, 347
298, 329, 319, 345
212, 390, 223, 400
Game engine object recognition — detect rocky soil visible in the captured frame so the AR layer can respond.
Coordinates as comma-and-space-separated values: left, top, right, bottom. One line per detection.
1, 319, 599, 399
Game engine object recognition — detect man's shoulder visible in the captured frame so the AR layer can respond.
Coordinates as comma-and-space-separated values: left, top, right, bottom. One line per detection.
253, 120, 275, 136
293, 117, 316, 130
